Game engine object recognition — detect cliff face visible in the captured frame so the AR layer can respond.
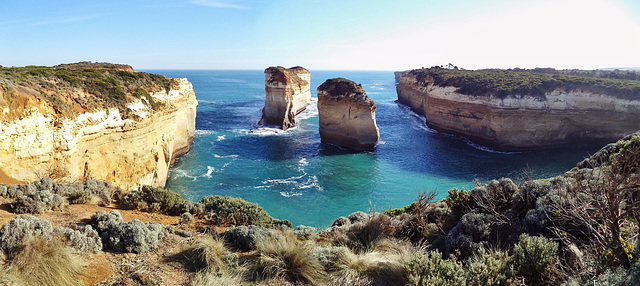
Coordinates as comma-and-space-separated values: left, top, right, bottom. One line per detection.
397, 72, 640, 151
259, 66, 311, 130
0, 66, 197, 189
317, 78, 379, 151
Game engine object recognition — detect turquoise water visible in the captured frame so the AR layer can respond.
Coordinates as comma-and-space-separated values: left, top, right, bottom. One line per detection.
145, 70, 597, 228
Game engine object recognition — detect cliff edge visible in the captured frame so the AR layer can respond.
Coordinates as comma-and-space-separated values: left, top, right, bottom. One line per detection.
259, 66, 311, 130
397, 67, 640, 151
0, 63, 197, 189
317, 78, 379, 151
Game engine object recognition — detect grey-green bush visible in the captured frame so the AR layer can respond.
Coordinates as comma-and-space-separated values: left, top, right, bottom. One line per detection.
223, 225, 278, 251
405, 250, 466, 286
0, 215, 53, 256
512, 234, 558, 286
11, 189, 67, 214
53, 225, 102, 253
91, 210, 171, 253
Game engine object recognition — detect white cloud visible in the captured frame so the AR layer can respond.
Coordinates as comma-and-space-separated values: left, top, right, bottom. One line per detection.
189, 0, 249, 9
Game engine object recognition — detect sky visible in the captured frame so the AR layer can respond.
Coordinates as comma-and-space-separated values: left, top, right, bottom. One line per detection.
1, 0, 639, 70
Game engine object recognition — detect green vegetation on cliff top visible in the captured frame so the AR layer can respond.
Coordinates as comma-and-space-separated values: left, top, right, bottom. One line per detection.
0, 63, 175, 115
409, 67, 640, 99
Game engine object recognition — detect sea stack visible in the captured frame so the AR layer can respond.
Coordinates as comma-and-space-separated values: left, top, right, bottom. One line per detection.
317, 78, 380, 151
259, 66, 311, 130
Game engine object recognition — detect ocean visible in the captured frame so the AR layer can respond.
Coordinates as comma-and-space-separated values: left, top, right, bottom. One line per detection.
144, 70, 598, 228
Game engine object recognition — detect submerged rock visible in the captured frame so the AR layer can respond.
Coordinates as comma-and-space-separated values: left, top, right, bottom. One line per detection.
259, 66, 311, 130
317, 78, 379, 151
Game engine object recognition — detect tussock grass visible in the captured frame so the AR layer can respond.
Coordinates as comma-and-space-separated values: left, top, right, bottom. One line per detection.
3, 236, 83, 286
189, 270, 248, 286
253, 236, 325, 285
182, 236, 236, 273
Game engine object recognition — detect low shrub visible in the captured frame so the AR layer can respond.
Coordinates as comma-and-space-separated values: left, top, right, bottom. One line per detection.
120, 185, 184, 215
200, 195, 291, 228
91, 210, 171, 253
512, 234, 559, 286
405, 250, 466, 286
223, 225, 277, 251
466, 248, 514, 286
180, 212, 195, 224
11, 189, 67, 214
53, 225, 102, 253
445, 211, 493, 259
0, 215, 53, 257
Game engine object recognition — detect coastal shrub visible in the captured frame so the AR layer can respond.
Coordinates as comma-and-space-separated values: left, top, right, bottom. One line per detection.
120, 185, 184, 215
11, 189, 67, 214
512, 234, 559, 286
465, 248, 514, 286
179, 200, 205, 217
470, 178, 517, 214
0, 184, 6, 197
200, 195, 291, 228
0, 215, 53, 256
293, 225, 317, 240
180, 236, 237, 272
393, 200, 451, 243
4, 235, 83, 286
252, 235, 325, 285
445, 211, 493, 259
180, 212, 195, 224
223, 225, 277, 251
53, 225, 102, 253
82, 179, 117, 206
405, 250, 466, 286
91, 210, 171, 253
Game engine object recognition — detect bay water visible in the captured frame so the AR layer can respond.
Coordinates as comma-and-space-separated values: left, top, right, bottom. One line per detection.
144, 70, 597, 228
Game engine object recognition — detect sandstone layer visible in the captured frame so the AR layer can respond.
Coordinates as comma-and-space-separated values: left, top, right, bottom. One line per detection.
397, 70, 640, 151
0, 66, 197, 189
317, 78, 379, 151
259, 66, 311, 130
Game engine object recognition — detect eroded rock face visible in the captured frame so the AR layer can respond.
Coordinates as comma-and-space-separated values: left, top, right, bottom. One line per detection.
259, 66, 311, 130
0, 78, 197, 190
397, 72, 640, 151
317, 78, 379, 151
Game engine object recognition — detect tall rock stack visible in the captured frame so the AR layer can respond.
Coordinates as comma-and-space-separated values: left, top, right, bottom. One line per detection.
317, 78, 380, 151
259, 66, 311, 130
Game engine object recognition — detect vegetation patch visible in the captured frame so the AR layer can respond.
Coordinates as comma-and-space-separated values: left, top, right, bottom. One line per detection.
409, 67, 640, 99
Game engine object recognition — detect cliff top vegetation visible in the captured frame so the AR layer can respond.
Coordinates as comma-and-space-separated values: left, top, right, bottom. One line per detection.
408, 66, 640, 99
0, 63, 175, 117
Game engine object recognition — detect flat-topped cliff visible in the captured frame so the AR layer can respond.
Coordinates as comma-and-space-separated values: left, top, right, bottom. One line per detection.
397, 67, 640, 151
317, 78, 379, 151
259, 66, 311, 130
0, 64, 197, 189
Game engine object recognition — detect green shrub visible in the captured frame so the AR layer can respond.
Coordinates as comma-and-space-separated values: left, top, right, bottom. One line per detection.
200, 195, 291, 228
120, 185, 185, 215
512, 234, 559, 286
466, 248, 514, 286
405, 250, 466, 286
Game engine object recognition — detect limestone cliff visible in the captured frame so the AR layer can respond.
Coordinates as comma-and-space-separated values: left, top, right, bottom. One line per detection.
259, 66, 311, 130
0, 64, 197, 189
317, 78, 379, 151
397, 68, 640, 151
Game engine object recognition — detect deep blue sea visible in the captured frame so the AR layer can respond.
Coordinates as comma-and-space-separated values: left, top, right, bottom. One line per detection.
144, 70, 598, 228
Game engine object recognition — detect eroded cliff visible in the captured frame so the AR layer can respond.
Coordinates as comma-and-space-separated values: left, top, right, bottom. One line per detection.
397, 68, 640, 151
259, 66, 311, 130
317, 78, 379, 151
0, 64, 197, 189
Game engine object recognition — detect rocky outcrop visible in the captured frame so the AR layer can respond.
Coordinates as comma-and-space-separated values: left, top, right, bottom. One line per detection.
397, 70, 640, 151
317, 78, 379, 151
0, 66, 197, 190
259, 66, 311, 130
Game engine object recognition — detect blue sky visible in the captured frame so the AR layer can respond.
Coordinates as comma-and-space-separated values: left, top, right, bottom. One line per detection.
1, 0, 639, 70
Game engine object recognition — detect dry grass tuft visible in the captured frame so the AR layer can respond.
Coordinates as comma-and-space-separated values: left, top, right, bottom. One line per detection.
4, 236, 83, 286
254, 236, 325, 285
182, 236, 236, 273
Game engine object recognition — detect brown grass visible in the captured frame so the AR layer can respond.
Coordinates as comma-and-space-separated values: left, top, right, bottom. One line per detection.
3, 236, 83, 286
